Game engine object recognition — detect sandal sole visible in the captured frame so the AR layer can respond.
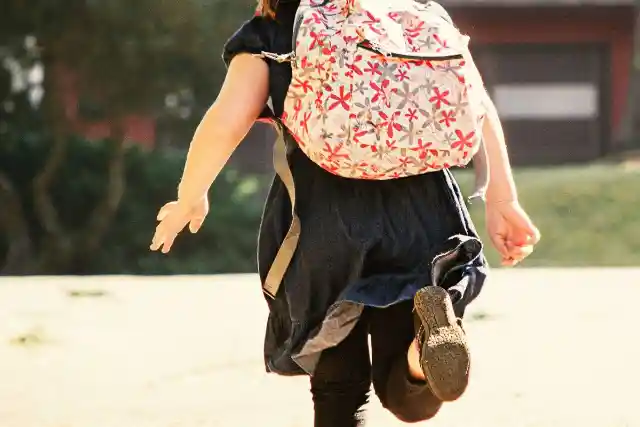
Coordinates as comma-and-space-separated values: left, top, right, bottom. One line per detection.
414, 286, 470, 402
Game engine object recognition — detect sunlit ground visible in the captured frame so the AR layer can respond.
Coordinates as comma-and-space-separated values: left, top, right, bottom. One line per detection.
1, 270, 638, 427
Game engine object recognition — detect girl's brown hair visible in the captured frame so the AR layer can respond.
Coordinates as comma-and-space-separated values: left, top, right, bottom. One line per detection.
257, 0, 278, 18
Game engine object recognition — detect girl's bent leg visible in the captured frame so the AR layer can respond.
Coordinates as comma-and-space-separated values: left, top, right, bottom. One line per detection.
369, 302, 443, 423
310, 314, 372, 427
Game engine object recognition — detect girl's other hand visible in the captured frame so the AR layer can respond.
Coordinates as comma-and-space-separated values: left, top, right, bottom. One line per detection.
485, 201, 540, 266
150, 196, 209, 254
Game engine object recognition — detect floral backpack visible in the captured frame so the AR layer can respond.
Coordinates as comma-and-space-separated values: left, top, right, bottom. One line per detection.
259, 0, 489, 298
264, 0, 487, 180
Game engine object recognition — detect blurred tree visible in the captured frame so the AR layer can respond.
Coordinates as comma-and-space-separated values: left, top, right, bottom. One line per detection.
0, 0, 256, 273
616, 3, 640, 153
0, 136, 265, 275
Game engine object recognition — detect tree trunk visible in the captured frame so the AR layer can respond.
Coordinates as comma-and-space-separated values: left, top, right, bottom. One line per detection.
0, 172, 33, 274
81, 120, 128, 257
31, 53, 74, 272
615, 3, 640, 152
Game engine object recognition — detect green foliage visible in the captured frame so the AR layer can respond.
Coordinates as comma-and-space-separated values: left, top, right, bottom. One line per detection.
100, 146, 265, 274
1, 0, 258, 141
0, 135, 266, 274
0, 0, 265, 274
455, 164, 640, 267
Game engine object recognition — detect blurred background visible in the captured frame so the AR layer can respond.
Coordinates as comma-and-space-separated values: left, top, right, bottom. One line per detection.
1, 0, 639, 275
1, 1, 640, 426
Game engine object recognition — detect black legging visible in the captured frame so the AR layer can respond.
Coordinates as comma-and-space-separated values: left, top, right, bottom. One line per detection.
310, 301, 443, 426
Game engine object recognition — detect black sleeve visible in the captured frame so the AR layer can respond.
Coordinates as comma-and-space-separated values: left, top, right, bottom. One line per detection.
222, 16, 275, 120
223, 16, 271, 66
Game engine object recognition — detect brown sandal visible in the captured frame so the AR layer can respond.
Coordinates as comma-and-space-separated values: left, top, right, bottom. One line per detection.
414, 286, 470, 402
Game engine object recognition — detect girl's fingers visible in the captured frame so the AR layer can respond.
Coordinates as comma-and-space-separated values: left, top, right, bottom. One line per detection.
150, 239, 161, 251
508, 243, 534, 260
501, 241, 535, 267
151, 220, 170, 251
152, 205, 195, 252
151, 221, 176, 252
150, 230, 178, 253
527, 225, 541, 245
161, 233, 177, 253
157, 201, 179, 221
189, 217, 204, 233
490, 233, 510, 260
501, 257, 518, 267
150, 230, 164, 251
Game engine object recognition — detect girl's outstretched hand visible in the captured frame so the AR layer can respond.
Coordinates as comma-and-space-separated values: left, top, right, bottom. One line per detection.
485, 201, 540, 266
150, 196, 209, 254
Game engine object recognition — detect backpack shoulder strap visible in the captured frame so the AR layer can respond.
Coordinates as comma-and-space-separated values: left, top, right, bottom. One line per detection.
262, 126, 301, 299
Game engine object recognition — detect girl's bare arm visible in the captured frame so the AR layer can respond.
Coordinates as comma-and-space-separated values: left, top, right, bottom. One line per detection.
463, 48, 518, 204
177, 54, 269, 206
481, 95, 518, 204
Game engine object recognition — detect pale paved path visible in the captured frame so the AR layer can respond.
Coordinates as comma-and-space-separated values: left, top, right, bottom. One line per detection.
0, 269, 638, 427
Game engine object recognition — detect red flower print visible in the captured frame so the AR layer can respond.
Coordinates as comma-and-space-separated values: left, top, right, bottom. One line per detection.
451, 129, 476, 151
363, 11, 380, 26
364, 61, 382, 77
323, 142, 350, 162
397, 156, 413, 170
432, 34, 449, 52
405, 108, 418, 122
293, 98, 303, 121
395, 68, 409, 81
419, 161, 441, 173
292, 77, 313, 94
306, 13, 323, 25
363, 11, 384, 35
386, 111, 403, 138
343, 34, 360, 44
387, 11, 402, 22
370, 80, 391, 104
439, 110, 456, 127
348, 54, 364, 76
429, 87, 451, 109
309, 31, 326, 50
411, 139, 439, 159
353, 128, 370, 144
328, 86, 352, 111
360, 142, 378, 152
322, 162, 340, 174
322, 45, 338, 63
405, 21, 425, 39
300, 111, 312, 136
300, 56, 311, 69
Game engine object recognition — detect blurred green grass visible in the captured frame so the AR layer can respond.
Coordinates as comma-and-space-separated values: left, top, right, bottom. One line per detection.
455, 163, 640, 267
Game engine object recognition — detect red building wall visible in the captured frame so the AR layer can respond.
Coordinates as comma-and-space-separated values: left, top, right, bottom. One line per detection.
56, 65, 156, 147
451, 6, 634, 148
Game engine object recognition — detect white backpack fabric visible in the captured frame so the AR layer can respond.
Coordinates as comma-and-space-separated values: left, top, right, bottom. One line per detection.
268, 0, 487, 180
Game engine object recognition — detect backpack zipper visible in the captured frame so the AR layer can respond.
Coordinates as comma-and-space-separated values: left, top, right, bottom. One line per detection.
358, 42, 462, 61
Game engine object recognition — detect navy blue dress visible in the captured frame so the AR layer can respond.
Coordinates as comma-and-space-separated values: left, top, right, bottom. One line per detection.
223, 3, 488, 377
